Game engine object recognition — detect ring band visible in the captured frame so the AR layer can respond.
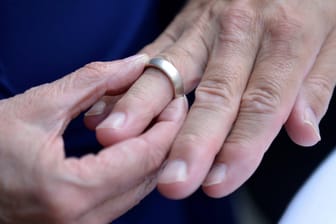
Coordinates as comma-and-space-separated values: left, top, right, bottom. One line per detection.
146, 57, 184, 98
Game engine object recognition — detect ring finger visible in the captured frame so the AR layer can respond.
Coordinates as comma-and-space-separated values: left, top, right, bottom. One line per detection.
94, 4, 217, 146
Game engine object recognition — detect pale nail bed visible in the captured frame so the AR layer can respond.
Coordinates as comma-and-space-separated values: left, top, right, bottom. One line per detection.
158, 160, 188, 184
203, 163, 227, 187
85, 101, 106, 116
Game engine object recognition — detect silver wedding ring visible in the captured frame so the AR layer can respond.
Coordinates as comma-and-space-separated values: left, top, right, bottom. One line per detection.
146, 57, 184, 98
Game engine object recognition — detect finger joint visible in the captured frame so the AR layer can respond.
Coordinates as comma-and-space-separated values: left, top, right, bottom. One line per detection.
241, 81, 282, 115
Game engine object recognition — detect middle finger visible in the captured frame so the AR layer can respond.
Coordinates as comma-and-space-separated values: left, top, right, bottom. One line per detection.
158, 2, 263, 198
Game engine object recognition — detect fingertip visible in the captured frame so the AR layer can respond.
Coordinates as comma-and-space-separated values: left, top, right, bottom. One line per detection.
201, 168, 240, 198
201, 166, 236, 199
157, 183, 194, 200
84, 100, 110, 130
201, 169, 250, 199
157, 158, 208, 200
202, 143, 264, 198
158, 179, 199, 200
202, 185, 233, 199
95, 128, 120, 146
95, 111, 130, 146
158, 174, 209, 200
202, 163, 227, 187
286, 106, 321, 147
156, 159, 193, 199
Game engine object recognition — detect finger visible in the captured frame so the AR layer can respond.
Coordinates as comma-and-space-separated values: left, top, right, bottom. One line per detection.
96, 2, 217, 146
157, 3, 263, 199
201, 19, 325, 198
83, 0, 198, 134
140, 9, 184, 57
21, 54, 148, 131
286, 30, 336, 146
140, 0, 211, 56
84, 95, 121, 130
60, 97, 188, 210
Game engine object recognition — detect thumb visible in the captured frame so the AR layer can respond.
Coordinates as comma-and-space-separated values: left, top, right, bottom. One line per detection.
22, 54, 149, 128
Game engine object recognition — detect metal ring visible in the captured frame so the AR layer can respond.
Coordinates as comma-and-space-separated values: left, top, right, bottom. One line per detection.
146, 57, 184, 98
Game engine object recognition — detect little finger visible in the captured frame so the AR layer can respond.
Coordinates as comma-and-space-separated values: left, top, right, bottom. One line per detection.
286, 30, 336, 146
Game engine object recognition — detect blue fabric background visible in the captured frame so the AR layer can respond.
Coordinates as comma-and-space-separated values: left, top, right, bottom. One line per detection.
0, 1, 234, 223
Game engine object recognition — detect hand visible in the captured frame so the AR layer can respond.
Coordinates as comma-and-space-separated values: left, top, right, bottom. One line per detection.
86, 0, 336, 199
0, 54, 188, 224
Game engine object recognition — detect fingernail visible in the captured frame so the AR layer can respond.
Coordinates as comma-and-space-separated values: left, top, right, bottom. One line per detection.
85, 101, 106, 116
158, 160, 188, 184
303, 108, 321, 142
97, 112, 126, 129
203, 163, 227, 187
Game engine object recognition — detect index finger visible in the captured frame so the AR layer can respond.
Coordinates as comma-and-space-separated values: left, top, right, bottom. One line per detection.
62, 96, 188, 204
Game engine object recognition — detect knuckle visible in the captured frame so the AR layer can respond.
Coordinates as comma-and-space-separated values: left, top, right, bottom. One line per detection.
307, 73, 334, 96
261, 5, 312, 61
267, 19, 302, 42
141, 30, 178, 56
161, 30, 179, 44
190, 6, 217, 58
82, 61, 106, 75
241, 81, 282, 115
73, 62, 107, 87
215, 5, 259, 46
264, 5, 306, 48
195, 70, 241, 110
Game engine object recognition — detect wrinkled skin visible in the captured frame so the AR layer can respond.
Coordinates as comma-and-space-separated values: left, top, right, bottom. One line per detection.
0, 55, 188, 224
85, 0, 336, 199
